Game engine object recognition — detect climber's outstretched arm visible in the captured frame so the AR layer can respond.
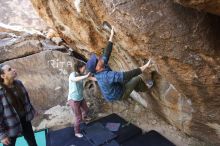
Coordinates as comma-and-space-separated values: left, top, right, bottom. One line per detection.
109, 27, 114, 42
103, 27, 114, 64
123, 59, 152, 82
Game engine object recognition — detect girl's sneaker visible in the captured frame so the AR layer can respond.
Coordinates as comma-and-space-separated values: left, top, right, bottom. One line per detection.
75, 133, 83, 138
83, 116, 92, 122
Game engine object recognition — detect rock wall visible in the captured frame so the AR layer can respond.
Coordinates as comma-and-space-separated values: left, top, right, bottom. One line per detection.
174, 0, 220, 16
28, 0, 220, 145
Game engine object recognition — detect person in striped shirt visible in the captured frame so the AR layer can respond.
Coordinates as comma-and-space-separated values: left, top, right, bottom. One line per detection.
0, 64, 37, 146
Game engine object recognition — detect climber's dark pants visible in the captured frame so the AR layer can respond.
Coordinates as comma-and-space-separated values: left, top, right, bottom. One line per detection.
120, 69, 148, 99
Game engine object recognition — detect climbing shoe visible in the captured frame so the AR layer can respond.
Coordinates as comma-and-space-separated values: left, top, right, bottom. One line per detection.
139, 74, 154, 89
83, 116, 92, 122
146, 80, 154, 89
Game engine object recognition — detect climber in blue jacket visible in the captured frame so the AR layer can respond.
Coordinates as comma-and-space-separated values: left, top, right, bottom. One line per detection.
86, 27, 153, 102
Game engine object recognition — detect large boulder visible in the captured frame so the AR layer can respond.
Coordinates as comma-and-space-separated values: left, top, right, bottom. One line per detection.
4, 50, 75, 109
30, 0, 220, 145
0, 28, 79, 128
0, 31, 43, 63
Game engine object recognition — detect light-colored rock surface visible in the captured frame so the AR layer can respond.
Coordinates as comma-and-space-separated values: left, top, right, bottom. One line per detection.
0, 0, 47, 30
30, 0, 220, 145
0, 31, 43, 62
0, 26, 67, 63
4, 50, 75, 109
35, 105, 73, 130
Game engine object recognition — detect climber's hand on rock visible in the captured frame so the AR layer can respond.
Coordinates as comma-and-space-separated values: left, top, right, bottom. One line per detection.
111, 26, 114, 36
109, 26, 114, 42
140, 58, 152, 72
146, 58, 152, 67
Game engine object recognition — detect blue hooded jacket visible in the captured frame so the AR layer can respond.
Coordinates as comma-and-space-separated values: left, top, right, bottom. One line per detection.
87, 42, 124, 101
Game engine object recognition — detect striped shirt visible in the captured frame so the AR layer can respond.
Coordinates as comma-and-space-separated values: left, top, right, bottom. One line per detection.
0, 80, 35, 140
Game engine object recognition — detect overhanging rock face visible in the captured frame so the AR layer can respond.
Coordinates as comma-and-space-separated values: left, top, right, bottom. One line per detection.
174, 0, 220, 16
31, 0, 220, 145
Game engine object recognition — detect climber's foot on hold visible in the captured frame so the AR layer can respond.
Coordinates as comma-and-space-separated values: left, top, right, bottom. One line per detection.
146, 79, 154, 89
139, 74, 154, 89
